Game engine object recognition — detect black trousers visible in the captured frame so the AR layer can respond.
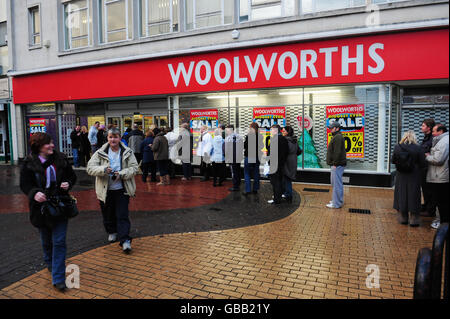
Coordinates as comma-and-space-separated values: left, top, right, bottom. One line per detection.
99, 189, 131, 244
212, 162, 226, 185
421, 179, 436, 214
429, 182, 449, 224
231, 163, 241, 189
270, 171, 284, 203
200, 161, 211, 180
79, 151, 90, 167
142, 161, 157, 182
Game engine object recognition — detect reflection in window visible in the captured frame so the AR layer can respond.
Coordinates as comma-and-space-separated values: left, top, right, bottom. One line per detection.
300, 0, 366, 15
29, 6, 41, 46
240, 0, 296, 22
63, 0, 92, 50
186, 0, 233, 30
99, 0, 133, 43
140, 0, 179, 37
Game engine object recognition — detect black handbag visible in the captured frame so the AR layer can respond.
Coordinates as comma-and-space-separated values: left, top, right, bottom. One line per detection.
41, 194, 79, 219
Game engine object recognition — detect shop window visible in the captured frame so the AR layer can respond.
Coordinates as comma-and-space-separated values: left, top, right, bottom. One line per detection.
300, 0, 366, 15
63, 0, 92, 50
0, 22, 6, 47
240, 0, 296, 22
185, 0, 233, 31
99, 0, 133, 44
139, 0, 179, 37
28, 5, 41, 47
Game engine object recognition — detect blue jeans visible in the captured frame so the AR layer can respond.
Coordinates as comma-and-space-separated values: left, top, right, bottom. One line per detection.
72, 148, 79, 167
331, 166, 345, 208
39, 220, 68, 285
283, 176, 293, 198
244, 158, 260, 193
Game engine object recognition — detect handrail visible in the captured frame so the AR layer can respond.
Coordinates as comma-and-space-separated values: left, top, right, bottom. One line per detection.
413, 222, 449, 299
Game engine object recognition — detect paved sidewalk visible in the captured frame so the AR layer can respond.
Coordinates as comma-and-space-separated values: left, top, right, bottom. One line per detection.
0, 174, 436, 299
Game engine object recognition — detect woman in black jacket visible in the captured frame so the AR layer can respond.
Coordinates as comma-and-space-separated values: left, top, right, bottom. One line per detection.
392, 130, 427, 226
79, 125, 91, 167
140, 130, 157, 182
20, 132, 77, 292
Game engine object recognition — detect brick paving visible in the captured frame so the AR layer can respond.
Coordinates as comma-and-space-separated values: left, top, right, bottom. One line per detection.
0, 181, 436, 299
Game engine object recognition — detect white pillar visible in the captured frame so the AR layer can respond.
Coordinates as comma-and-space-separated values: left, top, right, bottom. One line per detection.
377, 85, 387, 172
173, 96, 179, 135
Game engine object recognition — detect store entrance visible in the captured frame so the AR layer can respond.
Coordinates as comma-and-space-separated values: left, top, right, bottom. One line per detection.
122, 114, 168, 133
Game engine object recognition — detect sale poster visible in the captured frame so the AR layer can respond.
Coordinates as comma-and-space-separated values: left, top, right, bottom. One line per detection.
29, 118, 47, 136
190, 109, 218, 155
326, 104, 365, 158
253, 107, 286, 152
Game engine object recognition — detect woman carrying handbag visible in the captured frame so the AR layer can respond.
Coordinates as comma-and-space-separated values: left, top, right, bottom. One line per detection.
20, 132, 77, 292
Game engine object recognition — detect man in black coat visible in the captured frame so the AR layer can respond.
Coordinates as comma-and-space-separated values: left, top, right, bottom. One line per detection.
420, 118, 436, 217
70, 126, 81, 168
267, 124, 289, 204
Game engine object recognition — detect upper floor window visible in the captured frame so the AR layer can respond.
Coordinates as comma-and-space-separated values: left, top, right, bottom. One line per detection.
185, 0, 233, 31
240, 0, 296, 22
139, 0, 180, 37
300, 0, 366, 14
28, 5, 41, 47
0, 21, 6, 47
63, 0, 92, 50
99, 0, 133, 43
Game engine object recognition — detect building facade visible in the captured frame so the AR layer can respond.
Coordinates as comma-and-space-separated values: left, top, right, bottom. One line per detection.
6, 0, 450, 186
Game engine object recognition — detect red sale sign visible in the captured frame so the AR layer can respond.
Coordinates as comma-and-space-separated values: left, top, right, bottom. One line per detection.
12, 29, 449, 104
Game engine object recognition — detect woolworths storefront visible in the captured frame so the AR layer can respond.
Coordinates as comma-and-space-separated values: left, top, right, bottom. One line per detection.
12, 29, 449, 187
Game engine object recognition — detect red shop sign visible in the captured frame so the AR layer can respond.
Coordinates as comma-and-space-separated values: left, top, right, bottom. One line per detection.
12, 29, 449, 104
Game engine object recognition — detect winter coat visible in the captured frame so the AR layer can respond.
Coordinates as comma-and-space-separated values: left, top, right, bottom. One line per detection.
20, 151, 77, 228
151, 132, 169, 161
96, 130, 107, 149
79, 132, 91, 154
196, 132, 213, 157
326, 131, 347, 167
86, 142, 138, 203
88, 126, 97, 145
420, 133, 433, 154
211, 135, 225, 163
126, 129, 144, 154
140, 137, 155, 163
70, 130, 81, 149
284, 136, 299, 180
426, 132, 449, 183
177, 130, 194, 163
244, 132, 264, 162
392, 143, 427, 214
165, 131, 179, 161
266, 134, 289, 175
225, 133, 244, 164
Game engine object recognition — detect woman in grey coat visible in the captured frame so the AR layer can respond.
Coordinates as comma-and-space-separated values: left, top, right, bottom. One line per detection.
282, 126, 300, 203
392, 130, 427, 226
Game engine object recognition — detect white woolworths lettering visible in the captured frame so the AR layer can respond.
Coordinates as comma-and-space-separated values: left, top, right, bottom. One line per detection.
167, 43, 385, 87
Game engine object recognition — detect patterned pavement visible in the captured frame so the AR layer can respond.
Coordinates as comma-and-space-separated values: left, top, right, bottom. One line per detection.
0, 166, 437, 299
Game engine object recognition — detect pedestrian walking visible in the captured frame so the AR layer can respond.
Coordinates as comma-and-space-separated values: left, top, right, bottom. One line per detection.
225, 125, 244, 192
420, 118, 436, 218
326, 121, 347, 209
392, 130, 427, 226
196, 125, 213, 181
178, 123, 193, 181
125, 124, 145, 164
282, 126, 301, 203
266, 125, 289, 204
20, 132, 77, 292
425, 124, 449, 229
140, 130, 157, 183
86, 127, 139, 253
243, 122, 264, 195
70, 126, 81, 168
88, 121, 100, 154
152, 129, 170, 185
79, 126, 91, 167
211, 127, 226, 187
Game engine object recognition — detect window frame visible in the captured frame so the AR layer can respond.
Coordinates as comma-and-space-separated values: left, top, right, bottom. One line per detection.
140, 0, 180, 38
187, 0, 233, 31
63, 0, 92, 51
28, 4, 42, 48
99, 0, 133, 44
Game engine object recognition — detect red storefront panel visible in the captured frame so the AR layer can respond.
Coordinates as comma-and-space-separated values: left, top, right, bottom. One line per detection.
12, 29, 449, 104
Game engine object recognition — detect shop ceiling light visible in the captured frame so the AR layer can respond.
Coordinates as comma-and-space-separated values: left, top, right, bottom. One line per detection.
207, 94, 258, 99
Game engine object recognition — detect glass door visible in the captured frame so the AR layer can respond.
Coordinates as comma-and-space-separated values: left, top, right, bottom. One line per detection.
107, 116, 121, 132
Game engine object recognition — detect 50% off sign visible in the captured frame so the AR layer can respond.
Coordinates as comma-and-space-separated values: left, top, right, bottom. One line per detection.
343, 132, 364, 158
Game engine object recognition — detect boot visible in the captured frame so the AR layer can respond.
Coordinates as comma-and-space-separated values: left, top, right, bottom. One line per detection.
397, 211, 408, 225
409, 212, 421, 227
157, 176, 165, 186
164, 175, 170, 185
